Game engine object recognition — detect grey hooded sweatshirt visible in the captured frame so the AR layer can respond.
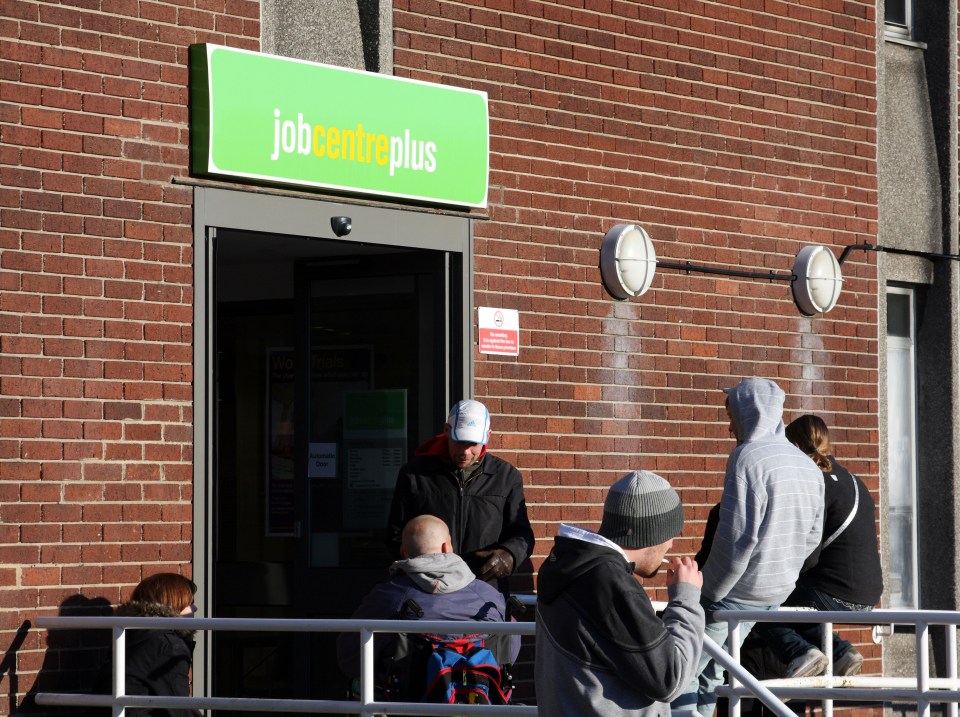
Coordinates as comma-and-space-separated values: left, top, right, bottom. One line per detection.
535, 526, 704, 717
701, 378, 825, 605
335, 552, 518, 680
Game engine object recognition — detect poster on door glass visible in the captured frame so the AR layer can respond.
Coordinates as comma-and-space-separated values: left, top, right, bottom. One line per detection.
266, 346, 374, 537
266, 348, 296, 536
342, 389, 407, 530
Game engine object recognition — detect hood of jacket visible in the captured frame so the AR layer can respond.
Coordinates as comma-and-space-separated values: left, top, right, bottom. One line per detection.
388, 551, 476, 594
414, 433, 489, 464
537, 532, 632, 604
725, 377, 786, 444
114, 600, 196, 641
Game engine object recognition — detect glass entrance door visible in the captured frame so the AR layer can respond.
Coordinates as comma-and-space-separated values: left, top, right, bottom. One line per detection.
212, 230, 462, 706
299, 253, 451, 602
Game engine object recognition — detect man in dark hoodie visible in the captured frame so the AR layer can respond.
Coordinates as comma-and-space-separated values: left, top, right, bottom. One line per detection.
387, 399, 535, 589
535, 470, 704, 717
673, 377, 825, 717
337, 514, 519, 683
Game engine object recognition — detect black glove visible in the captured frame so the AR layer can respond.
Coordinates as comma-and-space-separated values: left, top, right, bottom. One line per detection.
475, 548, 515, 582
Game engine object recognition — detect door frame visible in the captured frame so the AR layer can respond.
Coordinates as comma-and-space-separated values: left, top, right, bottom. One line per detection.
191, 184, 474, 697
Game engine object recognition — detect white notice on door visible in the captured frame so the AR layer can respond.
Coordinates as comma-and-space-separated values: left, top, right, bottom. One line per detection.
347, 445, 403, 489
308, 443, 337, 478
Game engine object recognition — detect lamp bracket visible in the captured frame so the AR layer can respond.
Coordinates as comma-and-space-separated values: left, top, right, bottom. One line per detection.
838, 242, 960, 265
655, 259, 795, 283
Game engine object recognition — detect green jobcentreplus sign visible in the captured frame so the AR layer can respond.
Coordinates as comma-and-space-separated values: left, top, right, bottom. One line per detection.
190, 44, 490, 208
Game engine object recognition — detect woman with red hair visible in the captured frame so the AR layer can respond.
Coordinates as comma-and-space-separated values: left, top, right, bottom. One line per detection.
90, 573, 198, 717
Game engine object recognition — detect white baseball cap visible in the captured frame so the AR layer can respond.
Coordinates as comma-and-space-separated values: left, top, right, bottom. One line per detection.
446, 400, 490, 445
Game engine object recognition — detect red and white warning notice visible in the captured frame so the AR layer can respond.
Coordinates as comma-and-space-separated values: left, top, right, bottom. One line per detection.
478, 307, 519, 356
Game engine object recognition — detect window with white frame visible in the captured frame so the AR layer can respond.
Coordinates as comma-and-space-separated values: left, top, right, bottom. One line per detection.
884, 0, 913, 41
886, 287, 919, 608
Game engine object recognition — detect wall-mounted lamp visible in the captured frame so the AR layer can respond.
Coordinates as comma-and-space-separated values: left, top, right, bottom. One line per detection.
599, 223, 845, 316
599, 224, 658, 300
792, 245, 843, 316
331, 216, 352, 237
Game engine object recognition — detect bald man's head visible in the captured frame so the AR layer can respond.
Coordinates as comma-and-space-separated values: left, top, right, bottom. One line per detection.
401, 515, 453, 559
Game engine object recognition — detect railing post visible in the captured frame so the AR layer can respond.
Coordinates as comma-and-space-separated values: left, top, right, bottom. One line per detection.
822, 620, 834, 717
918, 620, 930, 717
359, 627, 375, 717
728, 616, 741, 717
112, 625, 125, 717
948, 624, 958, 717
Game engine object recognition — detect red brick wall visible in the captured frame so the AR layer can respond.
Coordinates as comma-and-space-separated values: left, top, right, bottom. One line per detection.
394, 0, 881, 666
0, 0, 258, 707
1, 0, 883, 706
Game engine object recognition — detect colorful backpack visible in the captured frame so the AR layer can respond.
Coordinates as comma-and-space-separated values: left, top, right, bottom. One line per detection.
421, 635, 512, 705
379, 599, 514, 706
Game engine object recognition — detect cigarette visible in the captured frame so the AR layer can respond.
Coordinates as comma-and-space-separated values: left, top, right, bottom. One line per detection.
662, 558, 671, 564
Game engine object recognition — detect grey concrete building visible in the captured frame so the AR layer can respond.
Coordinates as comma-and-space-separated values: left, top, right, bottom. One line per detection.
877, 0, 960, 685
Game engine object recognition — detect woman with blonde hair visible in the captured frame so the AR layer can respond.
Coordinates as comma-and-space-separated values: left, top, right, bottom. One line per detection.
755, 415, 883, 678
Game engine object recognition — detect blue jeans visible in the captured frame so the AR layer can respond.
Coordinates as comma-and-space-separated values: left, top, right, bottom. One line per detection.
751, 586, 872, 663
672, 598, 776, 717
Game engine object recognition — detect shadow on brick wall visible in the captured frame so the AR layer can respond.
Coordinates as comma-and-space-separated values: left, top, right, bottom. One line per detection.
3, 621, 31, 715
17, 594, 113, 716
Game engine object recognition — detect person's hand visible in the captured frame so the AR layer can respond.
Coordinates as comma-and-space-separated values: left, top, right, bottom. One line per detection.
475, 548, 515, 581
664, 556, 703, 589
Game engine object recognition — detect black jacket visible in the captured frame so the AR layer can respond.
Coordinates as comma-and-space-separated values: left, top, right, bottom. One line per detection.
387, 445, 535, 576
797, 457, 883, 605
535, 535, 704, 716
89, 601, 196, 717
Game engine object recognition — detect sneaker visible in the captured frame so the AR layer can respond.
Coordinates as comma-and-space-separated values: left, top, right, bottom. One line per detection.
786, 648, 829, 678
833, 648, 864, 676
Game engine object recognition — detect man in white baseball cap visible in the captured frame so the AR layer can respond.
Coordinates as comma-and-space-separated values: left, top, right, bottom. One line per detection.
387, 399, 534, 590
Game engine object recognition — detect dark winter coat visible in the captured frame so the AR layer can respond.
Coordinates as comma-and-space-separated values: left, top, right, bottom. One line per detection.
387, 436, 535, 576
797, 457, 883, 605
535, 533, 704, 717
88, 601, 195, 717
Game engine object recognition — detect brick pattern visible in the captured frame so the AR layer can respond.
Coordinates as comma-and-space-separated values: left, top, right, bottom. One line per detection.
394, 0, 880, 582
1, 0, 259, 706
394, 0, 881, 697
2, 0, 885, 707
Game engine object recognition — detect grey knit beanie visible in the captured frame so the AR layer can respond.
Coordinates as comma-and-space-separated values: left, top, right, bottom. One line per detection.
598, 470, 684, 548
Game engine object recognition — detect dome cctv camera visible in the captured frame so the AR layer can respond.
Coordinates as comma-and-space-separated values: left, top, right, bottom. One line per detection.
331, 216, 352, 237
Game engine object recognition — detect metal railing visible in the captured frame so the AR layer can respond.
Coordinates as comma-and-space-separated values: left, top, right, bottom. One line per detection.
32, 606, 960, 717
34, 614, 537, 717
713, 608, 960, 717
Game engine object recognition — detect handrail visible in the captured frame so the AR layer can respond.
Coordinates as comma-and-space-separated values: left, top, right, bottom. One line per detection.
33, 606, 960, 717
700, 637, 796, 717
35, 615, 537, 633
34, 615, 537, 717
714, 608, 960, 717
